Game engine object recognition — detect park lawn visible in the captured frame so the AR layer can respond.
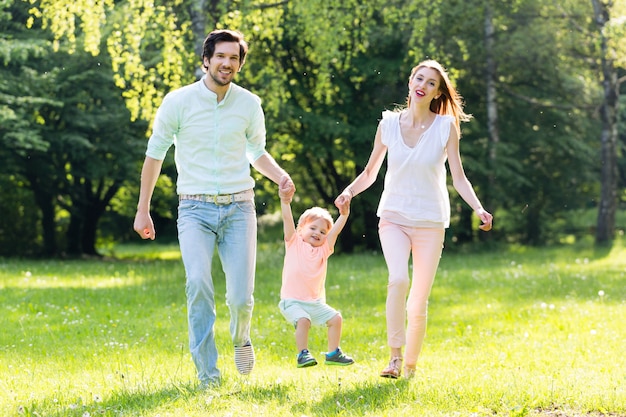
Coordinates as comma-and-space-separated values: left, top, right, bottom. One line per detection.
1, 237, 625, 417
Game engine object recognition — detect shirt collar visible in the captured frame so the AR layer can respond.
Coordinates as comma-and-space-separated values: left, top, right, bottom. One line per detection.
200, 75, 234, 102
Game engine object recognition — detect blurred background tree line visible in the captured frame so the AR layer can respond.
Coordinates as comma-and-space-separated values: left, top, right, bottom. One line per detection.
0, 0, 624, 257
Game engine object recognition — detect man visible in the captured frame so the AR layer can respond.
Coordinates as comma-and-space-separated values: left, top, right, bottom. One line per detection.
133, 29, 295, 386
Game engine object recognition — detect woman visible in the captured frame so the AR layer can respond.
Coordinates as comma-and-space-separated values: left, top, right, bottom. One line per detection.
335, 60, 493, 379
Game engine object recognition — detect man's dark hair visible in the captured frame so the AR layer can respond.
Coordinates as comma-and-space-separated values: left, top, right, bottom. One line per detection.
202, 29, 248, 67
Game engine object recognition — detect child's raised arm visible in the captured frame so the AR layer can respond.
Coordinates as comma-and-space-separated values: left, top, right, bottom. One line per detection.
326, 201, 350, 250
279, 181, 296, 242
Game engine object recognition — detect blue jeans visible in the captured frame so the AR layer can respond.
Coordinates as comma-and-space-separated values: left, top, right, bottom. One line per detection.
177, 199, 257, 383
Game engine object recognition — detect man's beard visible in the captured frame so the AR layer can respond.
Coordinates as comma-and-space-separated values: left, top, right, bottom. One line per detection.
209, 68, 232, 86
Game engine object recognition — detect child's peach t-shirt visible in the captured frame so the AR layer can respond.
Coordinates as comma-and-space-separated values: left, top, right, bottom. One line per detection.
280, 233, 333, 302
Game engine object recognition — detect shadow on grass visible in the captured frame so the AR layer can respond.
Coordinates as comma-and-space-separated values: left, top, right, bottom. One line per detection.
307, 378, 412, 415
21, 380, 293, 416
99, 383, 195, 414
12, 383, 193, 417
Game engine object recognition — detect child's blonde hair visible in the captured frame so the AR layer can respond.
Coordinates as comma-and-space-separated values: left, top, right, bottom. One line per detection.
296, 207, 334, 232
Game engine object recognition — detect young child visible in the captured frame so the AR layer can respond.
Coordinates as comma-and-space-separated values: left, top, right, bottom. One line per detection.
277, 184, 355, 368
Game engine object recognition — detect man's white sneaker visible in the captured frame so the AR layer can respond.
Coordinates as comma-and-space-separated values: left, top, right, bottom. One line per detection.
234, 342, 255, 375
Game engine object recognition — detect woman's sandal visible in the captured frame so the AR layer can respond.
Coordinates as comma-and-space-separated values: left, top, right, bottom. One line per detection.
380, 356, 403, 379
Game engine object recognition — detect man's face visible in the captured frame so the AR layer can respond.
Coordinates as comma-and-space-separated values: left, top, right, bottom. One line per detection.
204, 41, 242, 87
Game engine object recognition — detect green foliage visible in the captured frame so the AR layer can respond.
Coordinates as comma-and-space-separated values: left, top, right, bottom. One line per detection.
104, 171, 178, 243
1, 240, 625, 415
0, 175, 40, 256
25, 0, 114, 55
25, 0, 195, 123
0, 0, 149, 256
3, 0, 624, 255
33, 49, 148, 255
0, 3, 57, 154
105, 0, 195, 122
449, 0, 604, 244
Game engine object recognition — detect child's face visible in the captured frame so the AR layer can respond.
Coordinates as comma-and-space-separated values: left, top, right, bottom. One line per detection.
299, 218, 330, 247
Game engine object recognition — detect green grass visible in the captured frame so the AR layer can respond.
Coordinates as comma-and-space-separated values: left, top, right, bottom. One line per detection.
1, 236, 625, 416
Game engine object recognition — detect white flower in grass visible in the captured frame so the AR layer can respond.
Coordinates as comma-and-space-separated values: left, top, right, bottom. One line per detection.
83, 412, 91, 417
598, 290, 605, 297
93, 395, 102, 402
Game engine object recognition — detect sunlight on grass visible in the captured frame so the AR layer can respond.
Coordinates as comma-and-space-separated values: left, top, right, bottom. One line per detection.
101, 242, 182, 260
1, 238, 625, 416
4, 273, 147, 290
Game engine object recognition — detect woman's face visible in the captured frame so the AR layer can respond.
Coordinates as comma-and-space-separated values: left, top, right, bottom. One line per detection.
408, 67, 441, 103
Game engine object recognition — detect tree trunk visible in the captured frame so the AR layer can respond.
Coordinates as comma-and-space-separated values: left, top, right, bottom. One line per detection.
24, 170, 58, 256
190, 0, 208, 80
66, 212, 83, 255
74, 179, 122, 256
81, 206, 101, 256
592, 0, 619, 245
37, 192, 58, 256
189, 0, 226, 80
525, 202, 544, 246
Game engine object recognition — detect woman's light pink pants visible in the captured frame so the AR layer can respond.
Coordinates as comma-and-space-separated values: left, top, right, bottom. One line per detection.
378, 219, 445, 365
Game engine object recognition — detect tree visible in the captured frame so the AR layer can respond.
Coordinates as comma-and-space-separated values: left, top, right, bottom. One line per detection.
1, 1, 60, 255
591, 0, 626, 244
453, 0, 602, 244
12, 48, 147, 256
17, 0, 621, 253
41, 51, 147, 255
2, 0, 147, 256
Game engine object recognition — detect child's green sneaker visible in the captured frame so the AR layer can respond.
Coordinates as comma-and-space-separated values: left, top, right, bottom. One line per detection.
297, 349, 318, 368
324, 348, 354, 366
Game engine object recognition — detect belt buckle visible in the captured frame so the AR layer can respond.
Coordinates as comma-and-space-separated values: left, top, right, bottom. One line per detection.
213, 194, 232, 205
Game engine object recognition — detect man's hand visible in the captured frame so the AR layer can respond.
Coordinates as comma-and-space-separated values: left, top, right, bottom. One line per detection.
133, 211, 156, 240
279, 175, 296, 203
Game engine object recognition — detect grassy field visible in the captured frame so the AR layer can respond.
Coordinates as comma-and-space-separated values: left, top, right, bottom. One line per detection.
1, 235, 625, 416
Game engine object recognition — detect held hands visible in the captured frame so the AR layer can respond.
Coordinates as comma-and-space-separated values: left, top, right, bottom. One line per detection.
335, 188, 354, 213
337, 200, 350, 216
475, 207, 493, 232
334, 188, 352, 215
279, 174, 296, 203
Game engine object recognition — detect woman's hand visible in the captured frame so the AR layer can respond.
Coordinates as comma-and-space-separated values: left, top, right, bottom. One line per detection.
334, 189, 353, 211
476, 208, 493, 231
